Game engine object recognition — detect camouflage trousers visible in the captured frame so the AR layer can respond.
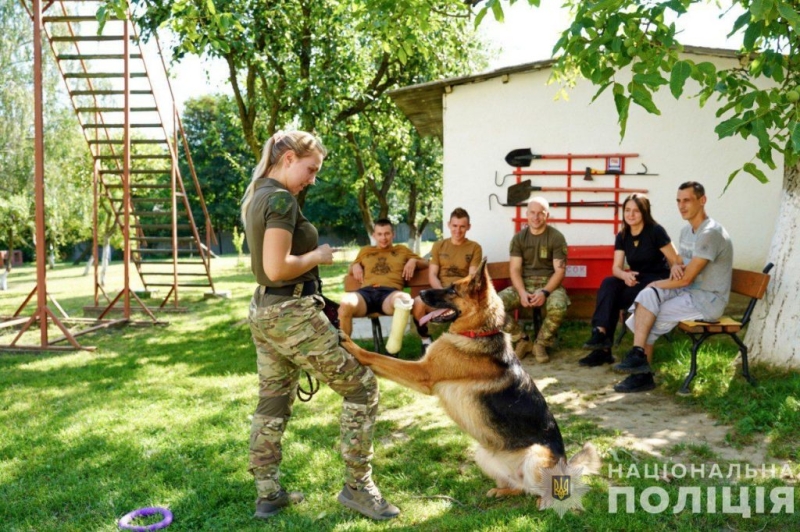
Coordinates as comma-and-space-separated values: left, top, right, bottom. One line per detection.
497, 276, 570, 347
248, 289, 379, 498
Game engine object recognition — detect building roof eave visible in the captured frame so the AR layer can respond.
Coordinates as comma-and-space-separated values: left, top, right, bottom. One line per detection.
389, 45, 741, 140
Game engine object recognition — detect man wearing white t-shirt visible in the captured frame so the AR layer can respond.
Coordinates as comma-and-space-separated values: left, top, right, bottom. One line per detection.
613, 181, 733, 393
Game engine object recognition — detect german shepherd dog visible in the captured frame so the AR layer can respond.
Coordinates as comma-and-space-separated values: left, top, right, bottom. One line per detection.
339, 259, 600, 502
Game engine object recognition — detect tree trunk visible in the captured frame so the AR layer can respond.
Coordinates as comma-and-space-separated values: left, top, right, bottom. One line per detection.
7, 229, 15, 273
100, 237, 111, 287
83, 255, 94, 276
356, 186, 374, 241
745, 164, 800, 369
73, 241, 93, 265
1, 231, 14, 290
406, 181, 419, 251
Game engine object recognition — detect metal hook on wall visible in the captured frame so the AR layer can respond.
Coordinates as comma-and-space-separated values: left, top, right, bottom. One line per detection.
495, 171, 515, 187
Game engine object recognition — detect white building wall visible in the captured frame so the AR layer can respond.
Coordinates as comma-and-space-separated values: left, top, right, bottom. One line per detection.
442, 54, 782, 270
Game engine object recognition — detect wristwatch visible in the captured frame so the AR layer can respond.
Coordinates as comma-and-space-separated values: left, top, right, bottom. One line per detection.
540, 289, 551, 298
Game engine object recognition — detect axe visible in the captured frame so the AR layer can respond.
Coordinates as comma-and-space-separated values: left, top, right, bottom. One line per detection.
506, 179, 648, 205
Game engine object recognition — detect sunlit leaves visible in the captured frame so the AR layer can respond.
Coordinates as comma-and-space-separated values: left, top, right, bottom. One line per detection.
743, 161, 769, 183
487, 0, 800, 184
670, 60, 692, 98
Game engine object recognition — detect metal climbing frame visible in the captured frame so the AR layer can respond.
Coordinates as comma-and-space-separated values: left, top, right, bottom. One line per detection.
2, 0, 217, 352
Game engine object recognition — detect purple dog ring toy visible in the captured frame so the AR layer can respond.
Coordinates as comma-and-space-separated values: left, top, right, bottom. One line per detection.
118, 507, 173, 531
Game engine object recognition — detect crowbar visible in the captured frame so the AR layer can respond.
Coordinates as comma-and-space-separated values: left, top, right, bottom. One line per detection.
506, 180, 648, 205
489, 194, 622, 210
495, 166, 657, 186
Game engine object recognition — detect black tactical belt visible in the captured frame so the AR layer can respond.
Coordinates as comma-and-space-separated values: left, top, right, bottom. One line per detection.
262, 279, 318, 297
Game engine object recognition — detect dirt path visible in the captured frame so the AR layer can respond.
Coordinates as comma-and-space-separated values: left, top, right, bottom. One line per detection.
522, 349, 770, 466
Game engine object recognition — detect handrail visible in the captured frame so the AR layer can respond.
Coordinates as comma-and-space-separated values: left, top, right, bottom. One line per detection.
152, 34, 217, 248
131, 16, 216, 294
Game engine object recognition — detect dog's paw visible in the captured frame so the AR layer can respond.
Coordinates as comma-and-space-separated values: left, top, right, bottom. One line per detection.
338, 331, 358, 353
486, 487, 524, 498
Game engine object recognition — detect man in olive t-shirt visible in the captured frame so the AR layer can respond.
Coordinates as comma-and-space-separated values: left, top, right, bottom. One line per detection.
498, 197, 570, 363
338, 219, 428, 337
413, 207, 483, 352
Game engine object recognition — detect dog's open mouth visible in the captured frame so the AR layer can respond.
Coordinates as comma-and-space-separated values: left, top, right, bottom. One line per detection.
419, 307, 459, 325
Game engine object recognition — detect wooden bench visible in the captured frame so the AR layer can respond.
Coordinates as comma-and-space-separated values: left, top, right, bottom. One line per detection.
676, 263, 773, 395
343, 261, 528, 353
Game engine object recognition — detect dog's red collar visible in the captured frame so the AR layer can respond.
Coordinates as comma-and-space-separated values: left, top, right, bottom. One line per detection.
457, 329, 502, 338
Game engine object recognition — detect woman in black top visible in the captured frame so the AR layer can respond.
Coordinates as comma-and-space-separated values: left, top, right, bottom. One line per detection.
579, 193, 680, 366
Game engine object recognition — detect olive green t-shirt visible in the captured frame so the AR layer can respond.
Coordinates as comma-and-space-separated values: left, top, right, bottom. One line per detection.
353, 245, 422, 290
244, 178, 318, 287
509, 225, 568, 278
430, 238, 483, 286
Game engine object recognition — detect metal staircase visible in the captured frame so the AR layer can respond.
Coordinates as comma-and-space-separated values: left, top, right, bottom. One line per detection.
35, 0, 216, 310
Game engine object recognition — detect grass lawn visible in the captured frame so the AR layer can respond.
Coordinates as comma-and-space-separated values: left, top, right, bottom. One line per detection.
0, 254, 797, 531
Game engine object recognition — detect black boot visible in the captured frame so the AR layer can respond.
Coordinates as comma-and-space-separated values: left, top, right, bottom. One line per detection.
614, 373, 656, 393
583, 327, 611, 349
613, 346, 651, 374
578, 348, 614, 367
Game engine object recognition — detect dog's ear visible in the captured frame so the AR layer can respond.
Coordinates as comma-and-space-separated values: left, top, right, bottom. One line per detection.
467, 258, 490, 294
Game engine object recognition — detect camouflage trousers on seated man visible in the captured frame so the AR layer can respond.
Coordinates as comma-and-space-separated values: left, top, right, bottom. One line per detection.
497, 276, 570, 362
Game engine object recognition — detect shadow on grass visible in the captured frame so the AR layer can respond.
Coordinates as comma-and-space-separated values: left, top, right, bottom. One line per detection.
654, 336, 800, 460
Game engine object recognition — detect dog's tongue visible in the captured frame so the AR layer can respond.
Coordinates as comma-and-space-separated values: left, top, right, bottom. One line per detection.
420, 308, 449, 326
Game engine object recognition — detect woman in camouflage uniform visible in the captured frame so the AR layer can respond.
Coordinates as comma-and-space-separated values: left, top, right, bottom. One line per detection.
241, 131, 399, 521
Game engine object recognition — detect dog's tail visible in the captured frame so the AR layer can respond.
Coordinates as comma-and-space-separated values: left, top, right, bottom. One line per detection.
568, 442, 601, 475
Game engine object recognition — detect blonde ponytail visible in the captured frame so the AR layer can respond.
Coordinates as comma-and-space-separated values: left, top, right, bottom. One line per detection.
240, 130, 327, 228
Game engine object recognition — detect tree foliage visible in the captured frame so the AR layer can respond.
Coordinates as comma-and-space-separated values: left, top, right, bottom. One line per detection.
0, 0, 34, 199
1, 0, 93, 263
482, 0, 800, 188
180, 94, 252, 242
114, 0, 487, 238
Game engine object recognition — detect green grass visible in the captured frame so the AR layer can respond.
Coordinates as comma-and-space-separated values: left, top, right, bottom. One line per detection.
1, 256, 798, 531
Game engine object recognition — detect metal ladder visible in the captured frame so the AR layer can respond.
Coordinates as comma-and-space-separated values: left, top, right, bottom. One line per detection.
34, 0, 217, 309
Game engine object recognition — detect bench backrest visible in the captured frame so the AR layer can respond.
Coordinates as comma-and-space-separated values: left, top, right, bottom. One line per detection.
732, 263, 773, 327
343, 260, 513, 298
730, 268, 771, 300
343, 268, 431, 295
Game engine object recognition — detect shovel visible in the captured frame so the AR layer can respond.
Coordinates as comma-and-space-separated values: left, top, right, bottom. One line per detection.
505, 148, 550, 167
506, 179, 648, 205
505, 148, 643, 167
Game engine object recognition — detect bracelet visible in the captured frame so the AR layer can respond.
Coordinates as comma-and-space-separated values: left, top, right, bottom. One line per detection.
540, 289, 551, 298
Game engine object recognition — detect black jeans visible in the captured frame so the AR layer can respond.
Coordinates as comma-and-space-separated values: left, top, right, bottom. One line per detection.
591, 274, 665, 337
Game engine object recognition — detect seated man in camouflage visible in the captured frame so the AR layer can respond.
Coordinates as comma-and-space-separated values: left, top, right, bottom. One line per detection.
498, 197, 570, 363
338, 218, 428, 346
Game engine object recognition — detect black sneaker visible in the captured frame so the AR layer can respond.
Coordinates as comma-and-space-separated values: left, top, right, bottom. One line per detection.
613, 346, 651, 374
583, 327, 611, 349
578, 348, 614, 367
614, 373, 656, 393
254, 490, 305, 519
